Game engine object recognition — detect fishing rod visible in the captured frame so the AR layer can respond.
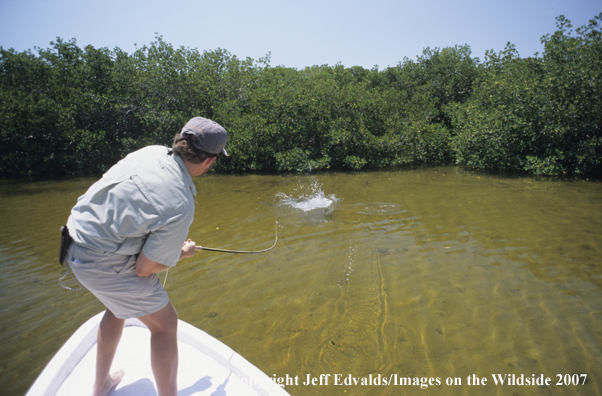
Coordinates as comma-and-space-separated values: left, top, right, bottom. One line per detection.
163, 221, 278, 287
194, 221, 279, 254
62, 221, 280, 290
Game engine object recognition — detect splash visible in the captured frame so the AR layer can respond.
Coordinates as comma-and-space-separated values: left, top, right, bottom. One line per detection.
280, 191, 336, 211
276, 179, 338, 212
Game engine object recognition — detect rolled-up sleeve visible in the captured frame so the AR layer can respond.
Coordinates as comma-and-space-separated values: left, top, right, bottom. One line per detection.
142, 212, 195, 267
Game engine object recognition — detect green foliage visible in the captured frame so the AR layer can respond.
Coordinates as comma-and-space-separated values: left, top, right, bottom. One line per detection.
451, 14, 602, 177
1, 14, 601, 178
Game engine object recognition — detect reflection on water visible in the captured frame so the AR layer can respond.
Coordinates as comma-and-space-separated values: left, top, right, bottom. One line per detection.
1, 167, 602, 396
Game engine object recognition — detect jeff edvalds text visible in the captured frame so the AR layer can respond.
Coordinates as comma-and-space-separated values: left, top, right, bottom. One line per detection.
269, 373, 589, 389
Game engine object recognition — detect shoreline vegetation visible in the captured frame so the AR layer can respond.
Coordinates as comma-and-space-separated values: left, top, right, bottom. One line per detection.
1, 14, 600, 179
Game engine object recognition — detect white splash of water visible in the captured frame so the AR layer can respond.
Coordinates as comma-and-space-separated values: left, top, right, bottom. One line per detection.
276, 179, 338, 212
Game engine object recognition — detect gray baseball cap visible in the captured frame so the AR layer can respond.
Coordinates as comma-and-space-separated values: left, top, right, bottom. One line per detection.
180, 117, 228, 156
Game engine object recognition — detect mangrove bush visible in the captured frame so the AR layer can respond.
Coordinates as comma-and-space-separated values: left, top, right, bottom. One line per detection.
1, 14, 600, 178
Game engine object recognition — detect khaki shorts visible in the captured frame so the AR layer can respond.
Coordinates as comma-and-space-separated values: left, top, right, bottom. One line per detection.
67, 243, 170, 319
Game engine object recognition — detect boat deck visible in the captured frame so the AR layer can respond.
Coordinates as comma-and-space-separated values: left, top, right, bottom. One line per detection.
28, 312, 289, 396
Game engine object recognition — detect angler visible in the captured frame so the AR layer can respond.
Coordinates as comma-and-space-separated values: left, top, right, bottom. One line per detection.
61, 117, 228, 396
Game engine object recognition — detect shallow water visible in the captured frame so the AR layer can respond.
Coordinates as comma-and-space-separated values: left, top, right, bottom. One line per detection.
1, 167, 601, 396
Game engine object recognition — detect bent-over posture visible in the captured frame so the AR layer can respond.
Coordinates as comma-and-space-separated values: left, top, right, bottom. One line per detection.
66, 117, 228, 396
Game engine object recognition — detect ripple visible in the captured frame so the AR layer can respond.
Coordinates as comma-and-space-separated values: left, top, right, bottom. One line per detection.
353, 202, 408, 216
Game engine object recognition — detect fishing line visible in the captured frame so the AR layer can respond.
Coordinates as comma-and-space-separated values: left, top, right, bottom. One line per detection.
163, 221, 279, 288
59, 262, 82, 291
194, 221, 279, 254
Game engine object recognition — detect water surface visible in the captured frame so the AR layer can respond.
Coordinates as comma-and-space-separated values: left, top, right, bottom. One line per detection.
1, 167, 601, 395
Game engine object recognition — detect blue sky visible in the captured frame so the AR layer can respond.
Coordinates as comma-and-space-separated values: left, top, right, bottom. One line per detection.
0, 0, 600, 69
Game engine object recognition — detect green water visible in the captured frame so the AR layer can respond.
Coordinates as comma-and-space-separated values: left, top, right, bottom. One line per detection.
1, 167, 601, 396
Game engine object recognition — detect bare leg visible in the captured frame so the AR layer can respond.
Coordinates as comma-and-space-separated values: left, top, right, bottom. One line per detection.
138, 302, 179, 396
93, 310, 125, 396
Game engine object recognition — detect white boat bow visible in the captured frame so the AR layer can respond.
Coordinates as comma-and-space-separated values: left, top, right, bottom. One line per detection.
27, 311, 291, 396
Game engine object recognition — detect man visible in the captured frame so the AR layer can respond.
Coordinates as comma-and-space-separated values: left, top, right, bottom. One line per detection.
65, 117, 228, 396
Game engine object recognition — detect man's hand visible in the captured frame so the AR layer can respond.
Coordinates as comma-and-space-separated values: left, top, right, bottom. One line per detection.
180, 239, 196, 259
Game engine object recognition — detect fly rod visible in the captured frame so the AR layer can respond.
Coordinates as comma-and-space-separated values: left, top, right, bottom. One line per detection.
194, 221, 278, 254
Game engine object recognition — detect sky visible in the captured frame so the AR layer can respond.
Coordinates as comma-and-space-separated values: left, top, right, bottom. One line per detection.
0, 0, 600, 69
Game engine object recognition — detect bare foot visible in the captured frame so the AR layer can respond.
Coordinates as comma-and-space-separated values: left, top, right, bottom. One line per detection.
92, 370, 125, 396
